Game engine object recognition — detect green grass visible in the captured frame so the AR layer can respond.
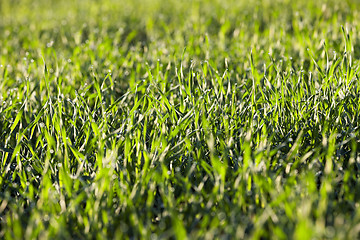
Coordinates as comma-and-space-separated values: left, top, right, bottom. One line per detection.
1, 0, 360, 238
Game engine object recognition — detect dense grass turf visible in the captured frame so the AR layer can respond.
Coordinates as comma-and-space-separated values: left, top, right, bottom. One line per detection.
1, 0, 360, 238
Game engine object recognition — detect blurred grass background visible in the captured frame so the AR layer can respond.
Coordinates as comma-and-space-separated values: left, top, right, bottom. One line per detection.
1, 0, 359, 88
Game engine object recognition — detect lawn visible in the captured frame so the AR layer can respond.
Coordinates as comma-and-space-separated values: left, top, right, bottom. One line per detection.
1, 0, 360, 239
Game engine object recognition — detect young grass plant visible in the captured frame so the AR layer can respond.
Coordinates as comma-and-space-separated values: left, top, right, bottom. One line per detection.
1, 0, 360, 239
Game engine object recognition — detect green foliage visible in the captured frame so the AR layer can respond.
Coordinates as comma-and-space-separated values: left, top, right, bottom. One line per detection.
1, 0, 360, 238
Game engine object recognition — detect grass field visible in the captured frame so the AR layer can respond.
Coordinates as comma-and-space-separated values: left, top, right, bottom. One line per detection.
1, 0, 360, 239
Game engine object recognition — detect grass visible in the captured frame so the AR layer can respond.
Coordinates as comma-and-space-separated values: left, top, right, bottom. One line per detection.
1, 0, 360, 238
